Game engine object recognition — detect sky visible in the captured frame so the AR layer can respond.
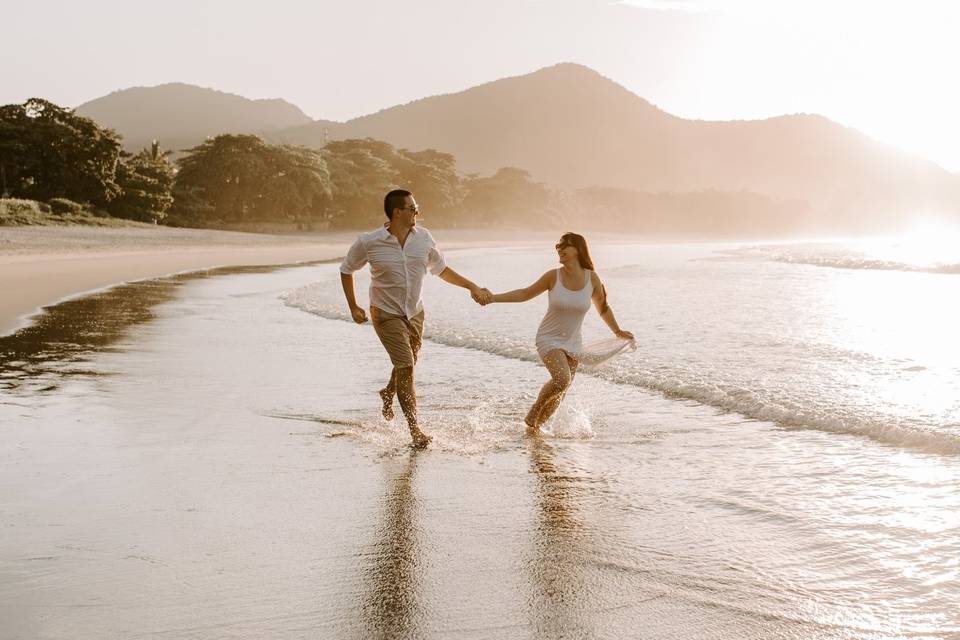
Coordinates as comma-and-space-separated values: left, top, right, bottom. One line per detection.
3, 0, 958, 172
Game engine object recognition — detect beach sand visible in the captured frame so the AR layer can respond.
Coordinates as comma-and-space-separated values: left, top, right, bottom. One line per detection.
0, 226, 357, 335
0, 252, 769, 639
3, 229, 958, 638
0, 226, 567, 336
0, 226, 572, 335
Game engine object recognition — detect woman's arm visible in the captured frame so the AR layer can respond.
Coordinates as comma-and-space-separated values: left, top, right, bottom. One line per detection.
492, 271, 554, 303
591, 272, 634, 340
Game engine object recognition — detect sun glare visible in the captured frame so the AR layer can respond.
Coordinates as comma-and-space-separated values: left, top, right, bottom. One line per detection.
860, 218, 960, 270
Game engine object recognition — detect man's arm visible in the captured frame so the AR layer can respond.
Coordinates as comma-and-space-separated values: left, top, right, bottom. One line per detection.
438, 267, 492, 304
340, 272, 368, 324
340, 235, 369, 323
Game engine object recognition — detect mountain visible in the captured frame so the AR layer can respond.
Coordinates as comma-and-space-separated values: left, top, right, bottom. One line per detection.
75, 83, 318, 153
273, 63, 675, 185
271, 63, 959, 223
74, 65, 958, 226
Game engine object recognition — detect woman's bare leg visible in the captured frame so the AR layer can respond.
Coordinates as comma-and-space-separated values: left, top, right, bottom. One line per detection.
535, 355, 579, 428
525, 350, 573, 433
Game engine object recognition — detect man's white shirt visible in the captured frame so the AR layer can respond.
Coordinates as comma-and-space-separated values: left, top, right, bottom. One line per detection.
339, 225, 447, 318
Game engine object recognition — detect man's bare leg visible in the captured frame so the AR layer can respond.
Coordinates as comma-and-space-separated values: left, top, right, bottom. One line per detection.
379, 369, 397, 420
524, 350, 573, 435
381, 344, 419, 422
395, 366, 431, 448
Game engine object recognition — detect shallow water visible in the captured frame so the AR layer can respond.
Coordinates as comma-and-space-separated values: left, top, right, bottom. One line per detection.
1, 240, 958, 639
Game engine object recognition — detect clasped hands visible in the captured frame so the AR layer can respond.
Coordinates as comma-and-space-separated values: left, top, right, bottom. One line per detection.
470, 286, 493, 306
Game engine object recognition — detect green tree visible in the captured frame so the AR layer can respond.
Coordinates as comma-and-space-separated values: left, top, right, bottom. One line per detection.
260, 143, 334, 228
0, 98, 122, 205
168, 135, 332, 227
394, 148, 463, 226
322, 139, 400, 228
109, 141, 176, 223
319, 139, 464, 228
462, 167, 551, 226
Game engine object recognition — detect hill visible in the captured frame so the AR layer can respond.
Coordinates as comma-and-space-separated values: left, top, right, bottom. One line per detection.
75, 83, 318, 153
271, 63, 959, 223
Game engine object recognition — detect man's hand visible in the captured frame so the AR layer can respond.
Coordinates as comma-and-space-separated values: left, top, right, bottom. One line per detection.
350, 306, 368, 324
471, 286, 493, 306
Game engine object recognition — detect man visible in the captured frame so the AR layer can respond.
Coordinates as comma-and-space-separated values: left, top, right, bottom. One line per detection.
340, 189, 491, 448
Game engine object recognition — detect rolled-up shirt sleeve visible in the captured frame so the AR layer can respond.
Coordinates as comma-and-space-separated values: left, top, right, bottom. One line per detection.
340, 236, 368, 274
427, 243, 446, 276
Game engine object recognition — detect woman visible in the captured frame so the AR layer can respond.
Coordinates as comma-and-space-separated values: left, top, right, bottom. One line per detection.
488, 233, 634, 434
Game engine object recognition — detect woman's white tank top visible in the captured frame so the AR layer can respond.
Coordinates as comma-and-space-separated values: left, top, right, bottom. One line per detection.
535, 269, 593, 359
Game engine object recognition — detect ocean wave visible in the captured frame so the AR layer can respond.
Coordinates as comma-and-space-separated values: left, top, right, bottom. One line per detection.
724, 245, 960, 275
283, 285, 960, 456
595, 366, 960, 456
771, 255, 960, 275
282, 285, 542, 363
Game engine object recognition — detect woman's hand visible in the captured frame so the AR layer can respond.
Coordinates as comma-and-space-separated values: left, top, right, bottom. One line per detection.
471, 286, 493, 305
615, 329, 634, 341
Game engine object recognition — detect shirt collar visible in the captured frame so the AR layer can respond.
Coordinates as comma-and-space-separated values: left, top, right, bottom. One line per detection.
380, 223, 420, 239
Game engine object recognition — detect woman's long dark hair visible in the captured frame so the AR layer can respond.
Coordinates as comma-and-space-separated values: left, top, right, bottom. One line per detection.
560, 232, 608, 313
560, 232, 594, 270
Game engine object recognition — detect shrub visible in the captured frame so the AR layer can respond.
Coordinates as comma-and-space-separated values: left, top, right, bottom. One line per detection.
48, 198, 85, 215
0, 198, 44, 225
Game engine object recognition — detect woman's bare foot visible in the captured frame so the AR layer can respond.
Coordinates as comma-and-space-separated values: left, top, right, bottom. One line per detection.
379, 388, 395, 420
410, 427, 432, 449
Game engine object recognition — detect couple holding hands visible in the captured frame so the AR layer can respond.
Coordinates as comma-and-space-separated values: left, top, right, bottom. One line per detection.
340, 189, 634, 448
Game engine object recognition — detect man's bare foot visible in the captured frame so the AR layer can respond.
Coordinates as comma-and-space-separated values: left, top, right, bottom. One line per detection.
379, 388, 395, 420
524, 420, 541, 437
410, 428, 432, 449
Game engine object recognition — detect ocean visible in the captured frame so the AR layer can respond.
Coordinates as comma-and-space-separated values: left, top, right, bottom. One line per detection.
1, 236, 957, 639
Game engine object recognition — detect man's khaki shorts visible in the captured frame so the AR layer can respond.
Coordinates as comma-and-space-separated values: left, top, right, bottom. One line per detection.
371, 307, 424, 369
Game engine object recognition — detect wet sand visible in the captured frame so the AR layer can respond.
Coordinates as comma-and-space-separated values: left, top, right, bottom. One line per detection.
0, 226, 354, 335
0, 226, 568, 336
0, 262, 776, 639
3, 242, 958, 638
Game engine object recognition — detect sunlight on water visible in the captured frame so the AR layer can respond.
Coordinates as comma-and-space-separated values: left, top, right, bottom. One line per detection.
824, 269, 960, 424
3, 244, 960, 638
862, 219, 960, 269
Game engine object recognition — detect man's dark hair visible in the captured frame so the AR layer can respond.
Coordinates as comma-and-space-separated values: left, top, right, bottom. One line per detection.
384, 189, 412, 220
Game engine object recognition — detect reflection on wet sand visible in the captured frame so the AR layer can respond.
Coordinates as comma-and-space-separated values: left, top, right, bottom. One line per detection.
0, 262, 329, 395
360, 451, 425, 639
526, 439, 594, 639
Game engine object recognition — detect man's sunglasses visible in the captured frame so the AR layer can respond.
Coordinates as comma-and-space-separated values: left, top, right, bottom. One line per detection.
400, 206, 420, 214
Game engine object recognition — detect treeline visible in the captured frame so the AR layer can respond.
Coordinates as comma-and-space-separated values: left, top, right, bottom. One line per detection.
1, 97, 810, 235
0, 98, 557, 230
0, 99, 173, 222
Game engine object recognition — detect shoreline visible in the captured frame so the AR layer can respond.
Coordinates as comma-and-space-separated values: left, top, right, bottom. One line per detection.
0, 227, 356, 336
0, 226, 567, 337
